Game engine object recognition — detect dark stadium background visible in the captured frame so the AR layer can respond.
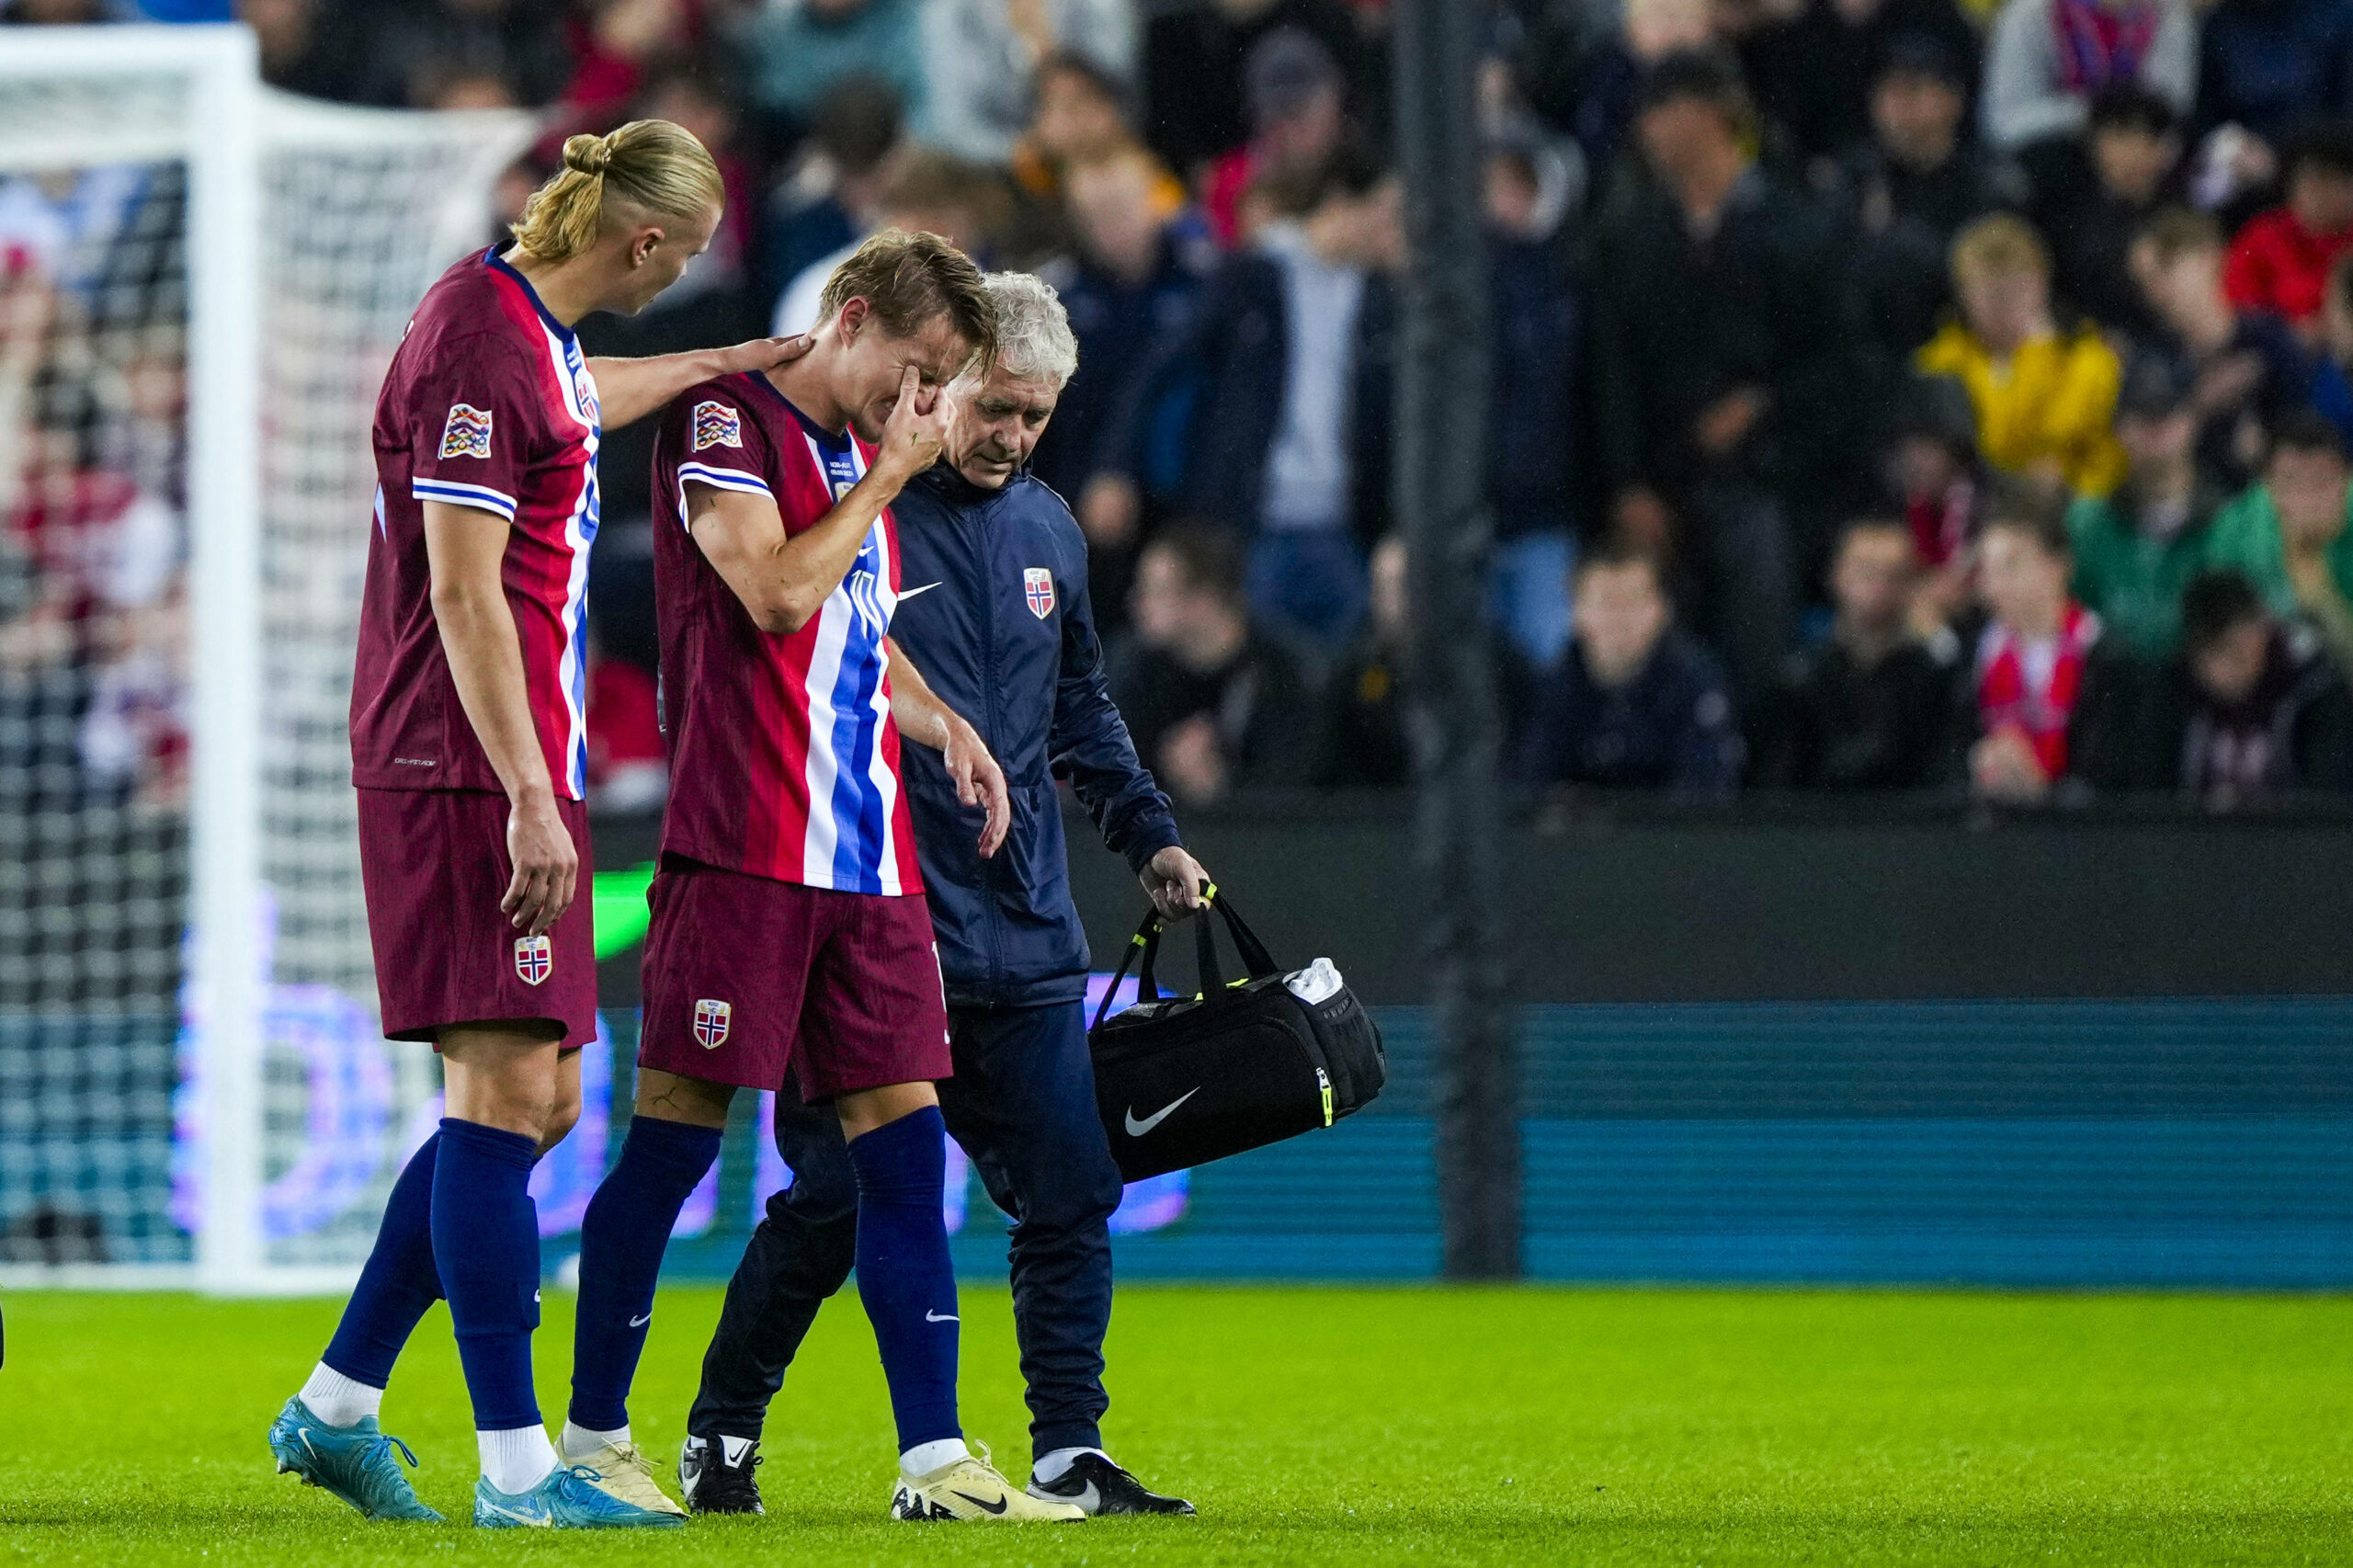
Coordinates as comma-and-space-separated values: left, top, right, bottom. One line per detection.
586, 796, 2353, 1287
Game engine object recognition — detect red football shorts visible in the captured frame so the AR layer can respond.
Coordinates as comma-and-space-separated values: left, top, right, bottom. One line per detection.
356, 786, 597, 1051
636, 855, 951, 1099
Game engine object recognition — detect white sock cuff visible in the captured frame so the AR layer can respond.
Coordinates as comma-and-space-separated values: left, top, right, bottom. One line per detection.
298, 1363, 383, 1428
479, 1425, 559, 1497
561, 1421, 630, 1461
1032, 1446, 1108, 1483
899, 1437, 971, 1479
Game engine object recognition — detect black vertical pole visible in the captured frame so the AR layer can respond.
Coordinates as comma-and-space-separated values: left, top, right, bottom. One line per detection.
1392, 0, 1519, 1278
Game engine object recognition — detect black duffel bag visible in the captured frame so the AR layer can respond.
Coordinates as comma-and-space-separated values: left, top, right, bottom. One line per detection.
1087, 889, 1384, 1182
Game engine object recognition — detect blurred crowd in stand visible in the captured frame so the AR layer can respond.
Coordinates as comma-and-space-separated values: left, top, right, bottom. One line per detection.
18, 0, 2353, 816
0, 153, 187, 813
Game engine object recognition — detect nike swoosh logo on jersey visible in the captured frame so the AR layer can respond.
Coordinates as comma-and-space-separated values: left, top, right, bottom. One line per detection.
896, 581, 943, 601
952, 1490, 1009, 1515
926, 1310, 959, 1324
1125, 1088, 1200, 1137
630, 1312, 652, 1328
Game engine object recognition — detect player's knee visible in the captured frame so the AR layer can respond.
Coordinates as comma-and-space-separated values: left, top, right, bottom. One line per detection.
634, 1068, 734, 1128
497, 1092, 560, 1146
836, 1080, 939, 1142
447, 1076, 560, 1143
538, 1089, 582, 1156
439, 1025, 566, 1142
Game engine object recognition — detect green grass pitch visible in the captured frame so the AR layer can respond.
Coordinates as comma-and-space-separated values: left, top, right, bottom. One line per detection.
4, 1286, 2351, 1565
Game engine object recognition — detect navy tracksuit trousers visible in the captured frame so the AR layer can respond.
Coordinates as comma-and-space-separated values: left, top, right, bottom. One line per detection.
687, 999, 1124, 1462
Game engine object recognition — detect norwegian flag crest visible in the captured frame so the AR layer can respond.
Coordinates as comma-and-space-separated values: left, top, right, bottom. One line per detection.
513, 933, 551, 986
439, 403, 494, 460
694, 998, 732, 1049
1023, 567, 1054, 619
692, 400, 743, 451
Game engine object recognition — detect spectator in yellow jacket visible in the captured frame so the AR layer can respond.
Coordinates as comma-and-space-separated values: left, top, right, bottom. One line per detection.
1916, 213, 2129, 499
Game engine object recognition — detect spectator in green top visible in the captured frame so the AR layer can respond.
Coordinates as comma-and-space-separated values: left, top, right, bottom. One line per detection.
2066, 353, 2226, 657
2203, 409, 2353, 676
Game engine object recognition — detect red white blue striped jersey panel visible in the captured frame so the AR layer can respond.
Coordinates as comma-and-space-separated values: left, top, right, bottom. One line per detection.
352, 248, 600, 799
650, 373, 922, 896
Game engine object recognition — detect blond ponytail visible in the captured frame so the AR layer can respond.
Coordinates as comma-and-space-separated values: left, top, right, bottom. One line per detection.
509, 120, 724, 264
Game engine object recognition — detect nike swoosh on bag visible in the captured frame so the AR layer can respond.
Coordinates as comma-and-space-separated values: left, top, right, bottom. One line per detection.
952, 1490, 1009, 1515
1124, 1087, 1200, 1137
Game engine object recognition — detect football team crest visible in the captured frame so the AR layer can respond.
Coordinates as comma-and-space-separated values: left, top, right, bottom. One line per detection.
1023, 567, 1054, 619
439, 403, 494, 460
513, 934, 551, 986
691, 400, 743, 451
694, 998, 733, 1049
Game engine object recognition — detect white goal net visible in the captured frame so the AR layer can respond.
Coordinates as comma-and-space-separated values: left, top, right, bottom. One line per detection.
0, 28, 532, 1290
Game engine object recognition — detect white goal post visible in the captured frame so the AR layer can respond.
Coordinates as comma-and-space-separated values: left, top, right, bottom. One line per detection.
0, 27, 533, 1293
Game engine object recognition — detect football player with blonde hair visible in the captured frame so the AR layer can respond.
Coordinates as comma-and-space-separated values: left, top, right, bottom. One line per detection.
266, 121, 815, 1530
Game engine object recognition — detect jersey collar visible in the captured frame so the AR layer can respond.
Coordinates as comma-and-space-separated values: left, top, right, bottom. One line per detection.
741, 369, 852, 454
483, 246, 575, 345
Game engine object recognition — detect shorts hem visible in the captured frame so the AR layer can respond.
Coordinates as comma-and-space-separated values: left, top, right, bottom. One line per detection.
797, 1060, 952, 1103
632, 1047, 774, 1093
390, 1017, 587, 1053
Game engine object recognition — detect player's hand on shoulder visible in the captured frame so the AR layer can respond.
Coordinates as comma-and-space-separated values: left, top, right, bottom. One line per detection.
943, 713, 1010, 859
718, 334, 813, 376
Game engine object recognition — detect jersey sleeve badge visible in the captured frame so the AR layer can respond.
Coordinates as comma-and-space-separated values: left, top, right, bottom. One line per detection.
439, 403, 494, 460
692, 400, 745, 451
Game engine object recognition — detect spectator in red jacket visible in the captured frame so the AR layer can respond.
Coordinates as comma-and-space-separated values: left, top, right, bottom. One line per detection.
1201, 28, 1351, 248
1947, 488, 2140, 801
2222, 119, 2353, 335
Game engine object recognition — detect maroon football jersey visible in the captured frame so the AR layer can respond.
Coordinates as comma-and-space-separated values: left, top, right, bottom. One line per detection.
350, 247, 602, 798
648, 373, 922, 893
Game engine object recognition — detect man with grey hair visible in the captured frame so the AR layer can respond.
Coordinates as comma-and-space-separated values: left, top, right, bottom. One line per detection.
677, 273, 1209, 1520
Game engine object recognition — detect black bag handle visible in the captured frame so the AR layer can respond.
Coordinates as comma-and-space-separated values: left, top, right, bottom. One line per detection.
1089, 883, 1280, 1032
1189, 897, 1227, 992
1207, 891, 1279, 979
1093, 904, 1164, 1031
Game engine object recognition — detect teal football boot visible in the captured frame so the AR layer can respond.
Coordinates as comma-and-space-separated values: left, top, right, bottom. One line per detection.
267, 1395, 443, 1521
472, 1463, 690, 1529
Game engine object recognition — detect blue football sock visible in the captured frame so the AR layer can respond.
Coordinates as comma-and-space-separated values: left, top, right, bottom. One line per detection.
322, 1131, 444, 1391
567, 1115, 722, 1432
847, 1106, 961, 1452
431, 1117, 543, 1431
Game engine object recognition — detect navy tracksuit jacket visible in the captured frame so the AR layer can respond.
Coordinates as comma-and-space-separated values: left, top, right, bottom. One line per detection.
689, 463, 1181, 1460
